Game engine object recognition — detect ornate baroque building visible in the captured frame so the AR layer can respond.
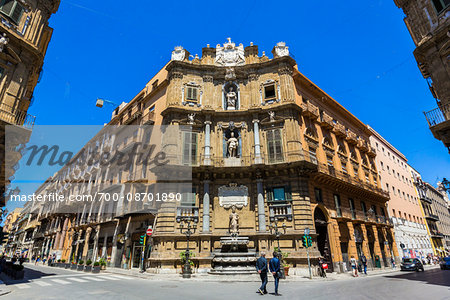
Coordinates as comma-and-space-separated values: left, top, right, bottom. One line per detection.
0, 0, 60, 207
18, 39, 399, 275
394, 0, 450, 153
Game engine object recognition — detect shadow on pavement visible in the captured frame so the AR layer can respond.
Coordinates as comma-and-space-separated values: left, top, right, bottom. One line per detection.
384, 268, 450, 288
1, 266, 57, 285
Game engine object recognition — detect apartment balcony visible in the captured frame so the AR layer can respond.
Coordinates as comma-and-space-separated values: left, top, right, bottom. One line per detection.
302, 101, 319, 119
142, 111, 155, 125
346, 129, 358, 145
317, 163, 389, 199
333, 122, 347, 137
176, 206, 199, 223
0, 102, 36, 129
123, 111, 142, 125
425, 212, 439, 221
430, 230, 444, 239
424, 102, 450, 152
367, 146, 377, 157
420, 195, 432, 204
268, 199, 293, 222
319, 112, 334, 129
357, 138, 369, 152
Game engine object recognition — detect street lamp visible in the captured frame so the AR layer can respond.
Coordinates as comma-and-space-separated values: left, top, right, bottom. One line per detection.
176, 215, 198, 279
441, 178, 450, 193
95, 98, 118, 108
269, 218, 286, 256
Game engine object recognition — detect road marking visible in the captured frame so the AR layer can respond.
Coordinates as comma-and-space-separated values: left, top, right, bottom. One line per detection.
51, 279, 71, 285
82, 276, 105, 281
96, 275, 120, 280
34, 281, 52, 286
67, 277, 88, 283
108, 275, 132, 280
16, 284, 31, 289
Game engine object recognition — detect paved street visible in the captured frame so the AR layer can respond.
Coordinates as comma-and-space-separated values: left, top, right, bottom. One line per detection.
0, 264, 448, 300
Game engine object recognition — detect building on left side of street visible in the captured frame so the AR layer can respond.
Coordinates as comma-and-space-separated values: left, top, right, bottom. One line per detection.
368, 126, 433, 260
0, 0, 60, 207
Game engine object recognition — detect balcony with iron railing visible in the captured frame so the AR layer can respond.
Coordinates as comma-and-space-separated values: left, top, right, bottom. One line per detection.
0, 102, 36, 129
176, 205, 199, 223
424, 102, 450, 128
430, 229, 444, 238
424, 212, 439, 221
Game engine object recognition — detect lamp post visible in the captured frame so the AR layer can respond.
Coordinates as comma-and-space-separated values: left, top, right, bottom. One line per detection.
176, 215, 198, 279
95, 98, 118, 108
269, 218, 286, 256
441, 178, 450, 194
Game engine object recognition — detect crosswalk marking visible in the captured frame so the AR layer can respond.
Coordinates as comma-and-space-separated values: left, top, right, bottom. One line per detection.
35, 281, 52, 286
97, 275, 120, 280
51, 279, 71, 285
82, 276, 105, 281
16, 284, 31, 289
108, 275, 132, 280
67, 277, 88, 283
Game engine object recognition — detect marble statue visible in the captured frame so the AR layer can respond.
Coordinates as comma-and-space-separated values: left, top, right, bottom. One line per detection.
227, 132, 238, 158
229, 206, 239, 235
268, 111, 275, 122
226, 86, 237, 110
274, 42, 289, 57
187, 113, 195, 124
171, 46, 185, 61
0, 33, 8, 53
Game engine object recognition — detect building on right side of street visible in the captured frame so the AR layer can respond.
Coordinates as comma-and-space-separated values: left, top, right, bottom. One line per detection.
393, 0, 450, 153
368, 126, 433, 260
412, 172, 450, 256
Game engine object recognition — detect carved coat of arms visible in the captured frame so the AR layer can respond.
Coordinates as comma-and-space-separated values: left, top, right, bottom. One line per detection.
215, 38, 245, 66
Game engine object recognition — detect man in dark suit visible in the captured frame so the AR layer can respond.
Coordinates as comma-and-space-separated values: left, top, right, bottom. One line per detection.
256, 251, 268, 294
269, 252, 281, 296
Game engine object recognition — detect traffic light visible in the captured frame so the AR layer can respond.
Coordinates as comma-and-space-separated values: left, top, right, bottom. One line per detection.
302, 236, 308, 248
139, 234, 145, 245
307, 236, 313, 248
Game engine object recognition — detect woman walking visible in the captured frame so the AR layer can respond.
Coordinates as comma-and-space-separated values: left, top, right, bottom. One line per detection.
350, 256, 358, 277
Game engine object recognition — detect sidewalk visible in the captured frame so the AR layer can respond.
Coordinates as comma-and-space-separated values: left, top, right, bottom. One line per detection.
0, 279, 11, 296
103, 264, 440, 282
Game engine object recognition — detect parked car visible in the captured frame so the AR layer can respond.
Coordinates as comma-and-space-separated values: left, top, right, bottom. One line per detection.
400, 258, 424, 272
440, 256, 450, 270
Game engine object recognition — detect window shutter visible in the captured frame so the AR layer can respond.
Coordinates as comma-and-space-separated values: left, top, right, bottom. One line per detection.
11, 1, 22, 23
0, 0, 14, 16
192, 87, 197, 100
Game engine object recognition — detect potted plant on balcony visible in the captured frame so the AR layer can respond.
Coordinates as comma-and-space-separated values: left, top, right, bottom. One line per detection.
77, 260, 84, 271
99, 258, 107, 270
85, 259, 92, 272
92, 261, 101, 273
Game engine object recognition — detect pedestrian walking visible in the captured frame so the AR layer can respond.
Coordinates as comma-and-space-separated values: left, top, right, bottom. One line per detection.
35, 255, 40, 265
256, 251, 268, 295
318, 256, 327, 278
350, 256, 358, 277
361, 254, 367, 275
391, 257, 396, 269
269, 252, 282, 296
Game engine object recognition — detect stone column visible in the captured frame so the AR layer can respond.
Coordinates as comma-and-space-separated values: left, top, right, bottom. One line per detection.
58, 217, 69, 250
204, 121, 212, 165
110, 220, 121, 266
202, 180, 211, 233
82, 227, 92, 260
257, 178, 266, 232
92, 225, 101, 262
253, 119, 262, 164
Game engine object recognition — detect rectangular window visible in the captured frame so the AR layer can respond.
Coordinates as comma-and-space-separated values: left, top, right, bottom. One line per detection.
263, 84, 276, 100
308, 148, 317, 164
349, 198, 355, 219
266, 128, 283, 163
432, 0, 450, 14
0, 0, 24, 24
182, 131, 198, 165
181, 187, 197, 206
185, 86, 198, 102
361, 201, 367, 216
341, 161, 348, 174
149, 105, 155, 112
353, 165, 359, 177
365, 172, 370, 183
327, 155, 334, 167
334, 194, 342, 217
315, 188, 323, 203
267, 186, 291, 202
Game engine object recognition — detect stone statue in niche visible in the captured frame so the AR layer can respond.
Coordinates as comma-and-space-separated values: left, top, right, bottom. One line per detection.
229, 205, 239, 235
187, 113, 195, 124
226, 132, 239, 157
0, 33, 8, 53
226, 86, 237, 110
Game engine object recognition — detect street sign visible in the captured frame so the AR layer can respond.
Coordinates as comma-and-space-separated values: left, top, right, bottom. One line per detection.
304, 227, 310, 235
146, 227, 153, 236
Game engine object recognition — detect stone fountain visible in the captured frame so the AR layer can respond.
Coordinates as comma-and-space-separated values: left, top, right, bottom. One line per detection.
209, 206, 257, 275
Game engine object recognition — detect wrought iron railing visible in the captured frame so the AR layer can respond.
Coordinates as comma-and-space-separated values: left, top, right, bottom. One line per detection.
0, 102, 36, 129
424, 102, 450, 127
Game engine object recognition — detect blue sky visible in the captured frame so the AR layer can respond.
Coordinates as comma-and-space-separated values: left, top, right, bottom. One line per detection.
5, 0, 450, 214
